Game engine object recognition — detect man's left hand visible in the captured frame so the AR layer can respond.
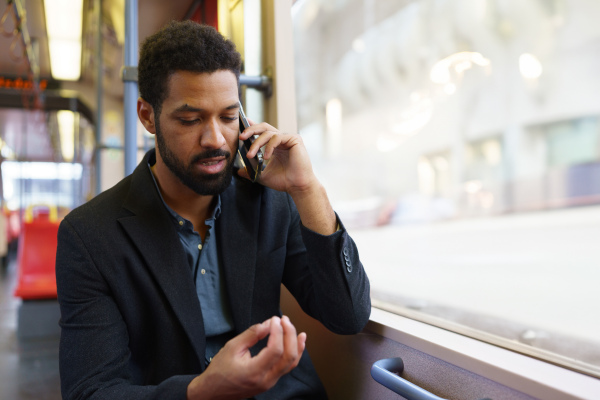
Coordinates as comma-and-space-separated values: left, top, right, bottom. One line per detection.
237, 120, 337, 235
238, 121, 318, 196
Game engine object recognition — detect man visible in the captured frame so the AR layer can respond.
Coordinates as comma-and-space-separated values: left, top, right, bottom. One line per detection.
56, 21, 370, 400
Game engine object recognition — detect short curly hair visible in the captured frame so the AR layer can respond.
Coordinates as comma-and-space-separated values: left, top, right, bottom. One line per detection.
138, 21, 242, 114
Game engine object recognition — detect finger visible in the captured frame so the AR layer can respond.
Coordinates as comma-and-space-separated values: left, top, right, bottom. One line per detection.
259, 133, 282, 160
297, 332, 307, 357
266, 316, 284, 354
246, 130, 280, 158
239, 122, 277, 139
242, 127, 277, 142
238, 126, 273, 149
279, 316, 300, 373
227, 319, 271, 354
262, 133, 300, 160
251, 316, 284, 372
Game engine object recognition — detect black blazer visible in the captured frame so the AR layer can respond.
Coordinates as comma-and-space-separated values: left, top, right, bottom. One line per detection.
56, 150, 371, 400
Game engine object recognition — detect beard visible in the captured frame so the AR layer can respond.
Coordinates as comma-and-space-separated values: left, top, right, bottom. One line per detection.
155, 119, 235, 196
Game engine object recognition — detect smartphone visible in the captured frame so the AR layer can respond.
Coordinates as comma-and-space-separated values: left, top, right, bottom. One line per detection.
237, 102, 264, 182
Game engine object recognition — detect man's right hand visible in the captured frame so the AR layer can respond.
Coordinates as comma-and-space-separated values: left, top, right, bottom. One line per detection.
186, 316, 306, 400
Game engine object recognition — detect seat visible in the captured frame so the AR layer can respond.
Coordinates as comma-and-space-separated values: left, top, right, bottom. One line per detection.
14, 205, 60, 300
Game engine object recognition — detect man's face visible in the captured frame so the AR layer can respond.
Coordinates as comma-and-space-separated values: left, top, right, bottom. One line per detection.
154, 70, 240, 196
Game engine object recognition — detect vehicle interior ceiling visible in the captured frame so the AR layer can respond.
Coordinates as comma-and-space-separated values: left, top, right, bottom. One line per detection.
0, 0, 196, 176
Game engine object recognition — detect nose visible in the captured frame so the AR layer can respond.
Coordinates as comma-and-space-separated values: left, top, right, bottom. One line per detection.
200, 117, 227, 149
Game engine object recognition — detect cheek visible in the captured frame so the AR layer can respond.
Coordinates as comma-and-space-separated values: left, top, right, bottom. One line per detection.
160, 127, 198, 160
166, 125, 197, 147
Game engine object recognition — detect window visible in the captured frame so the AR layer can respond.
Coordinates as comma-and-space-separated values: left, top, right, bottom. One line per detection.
292, 0, 600, 376
1, 161, 83, 211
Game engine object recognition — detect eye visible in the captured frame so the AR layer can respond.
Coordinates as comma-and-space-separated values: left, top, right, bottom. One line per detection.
221, 116, 237, 122
179, 119, 199, 126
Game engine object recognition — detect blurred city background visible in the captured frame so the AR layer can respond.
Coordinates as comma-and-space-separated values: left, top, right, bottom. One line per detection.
292, 0, 600, 373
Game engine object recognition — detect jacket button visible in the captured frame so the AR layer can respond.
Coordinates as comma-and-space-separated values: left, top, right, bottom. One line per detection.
346, 264, 353, 273
343, 247, 349, 256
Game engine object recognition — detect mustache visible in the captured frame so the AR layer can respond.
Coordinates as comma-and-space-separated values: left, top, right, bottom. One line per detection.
190, 149, 231, 164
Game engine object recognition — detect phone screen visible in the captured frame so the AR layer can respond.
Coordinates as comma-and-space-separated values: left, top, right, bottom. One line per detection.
238, 102, 264, 182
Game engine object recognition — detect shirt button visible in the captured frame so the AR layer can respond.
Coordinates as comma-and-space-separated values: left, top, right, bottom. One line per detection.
179, 220, 184, 226
198, 244, 203, 250
200, 269, 206, 275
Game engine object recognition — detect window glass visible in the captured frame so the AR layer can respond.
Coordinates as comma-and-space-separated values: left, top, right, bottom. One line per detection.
292, 0, 600, 375
1, 161, 83, 211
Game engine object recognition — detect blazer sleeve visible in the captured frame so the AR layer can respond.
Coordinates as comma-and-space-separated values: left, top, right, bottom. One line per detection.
56, 218, 195, 400
280, 195, 371, 334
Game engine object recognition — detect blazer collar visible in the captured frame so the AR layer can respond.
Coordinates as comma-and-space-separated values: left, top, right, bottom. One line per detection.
216, 177, 261, 331
117, 150, 206, 365
117, 150, 263, 346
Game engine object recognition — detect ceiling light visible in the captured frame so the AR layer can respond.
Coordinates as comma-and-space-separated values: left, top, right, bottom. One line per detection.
44, 0, 84, 81
58, 110, 75, 162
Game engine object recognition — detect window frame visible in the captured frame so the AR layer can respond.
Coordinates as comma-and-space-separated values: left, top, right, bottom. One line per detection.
369, 305, 600, 399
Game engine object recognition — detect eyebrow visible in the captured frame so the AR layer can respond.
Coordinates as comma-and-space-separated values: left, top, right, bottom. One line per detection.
173, 104, 202, 113
172, 103, 240, 113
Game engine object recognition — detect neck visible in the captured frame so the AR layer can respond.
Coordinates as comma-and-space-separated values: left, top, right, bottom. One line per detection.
150, 163, 215, 232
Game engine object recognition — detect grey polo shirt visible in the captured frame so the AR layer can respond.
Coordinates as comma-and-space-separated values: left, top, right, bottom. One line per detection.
148, 164, 235, 362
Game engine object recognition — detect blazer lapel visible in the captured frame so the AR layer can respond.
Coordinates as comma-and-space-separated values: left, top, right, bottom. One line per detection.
117, 153, 206, 364
217, 179, 261, 331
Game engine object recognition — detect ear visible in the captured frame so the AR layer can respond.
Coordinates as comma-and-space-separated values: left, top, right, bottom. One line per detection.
137, 98, 157, 134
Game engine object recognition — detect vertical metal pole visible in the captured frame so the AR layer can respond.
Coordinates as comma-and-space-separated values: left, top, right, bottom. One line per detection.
124, 0, 139, 176
19, 111, 26, 225
70, 99, 78, 209
244, 0, 264, 122
95, 0, 103, 194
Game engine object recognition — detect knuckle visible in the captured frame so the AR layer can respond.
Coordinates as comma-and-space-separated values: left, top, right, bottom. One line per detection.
283, 353, 296, 366
289, 351, 300, 363
272, 345, 284, 358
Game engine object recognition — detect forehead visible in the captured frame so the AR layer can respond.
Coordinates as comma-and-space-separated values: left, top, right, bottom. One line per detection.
163, 70, 239, 109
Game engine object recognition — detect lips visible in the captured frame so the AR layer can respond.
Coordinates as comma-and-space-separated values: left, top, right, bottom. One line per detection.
200, 160, 221, 166
195, 157, 226, 174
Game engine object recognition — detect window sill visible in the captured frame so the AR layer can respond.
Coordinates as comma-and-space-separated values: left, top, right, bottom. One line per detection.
368, 307, 600, 400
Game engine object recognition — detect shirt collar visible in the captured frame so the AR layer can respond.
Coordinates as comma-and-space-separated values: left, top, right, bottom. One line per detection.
147, 162, 222, 231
